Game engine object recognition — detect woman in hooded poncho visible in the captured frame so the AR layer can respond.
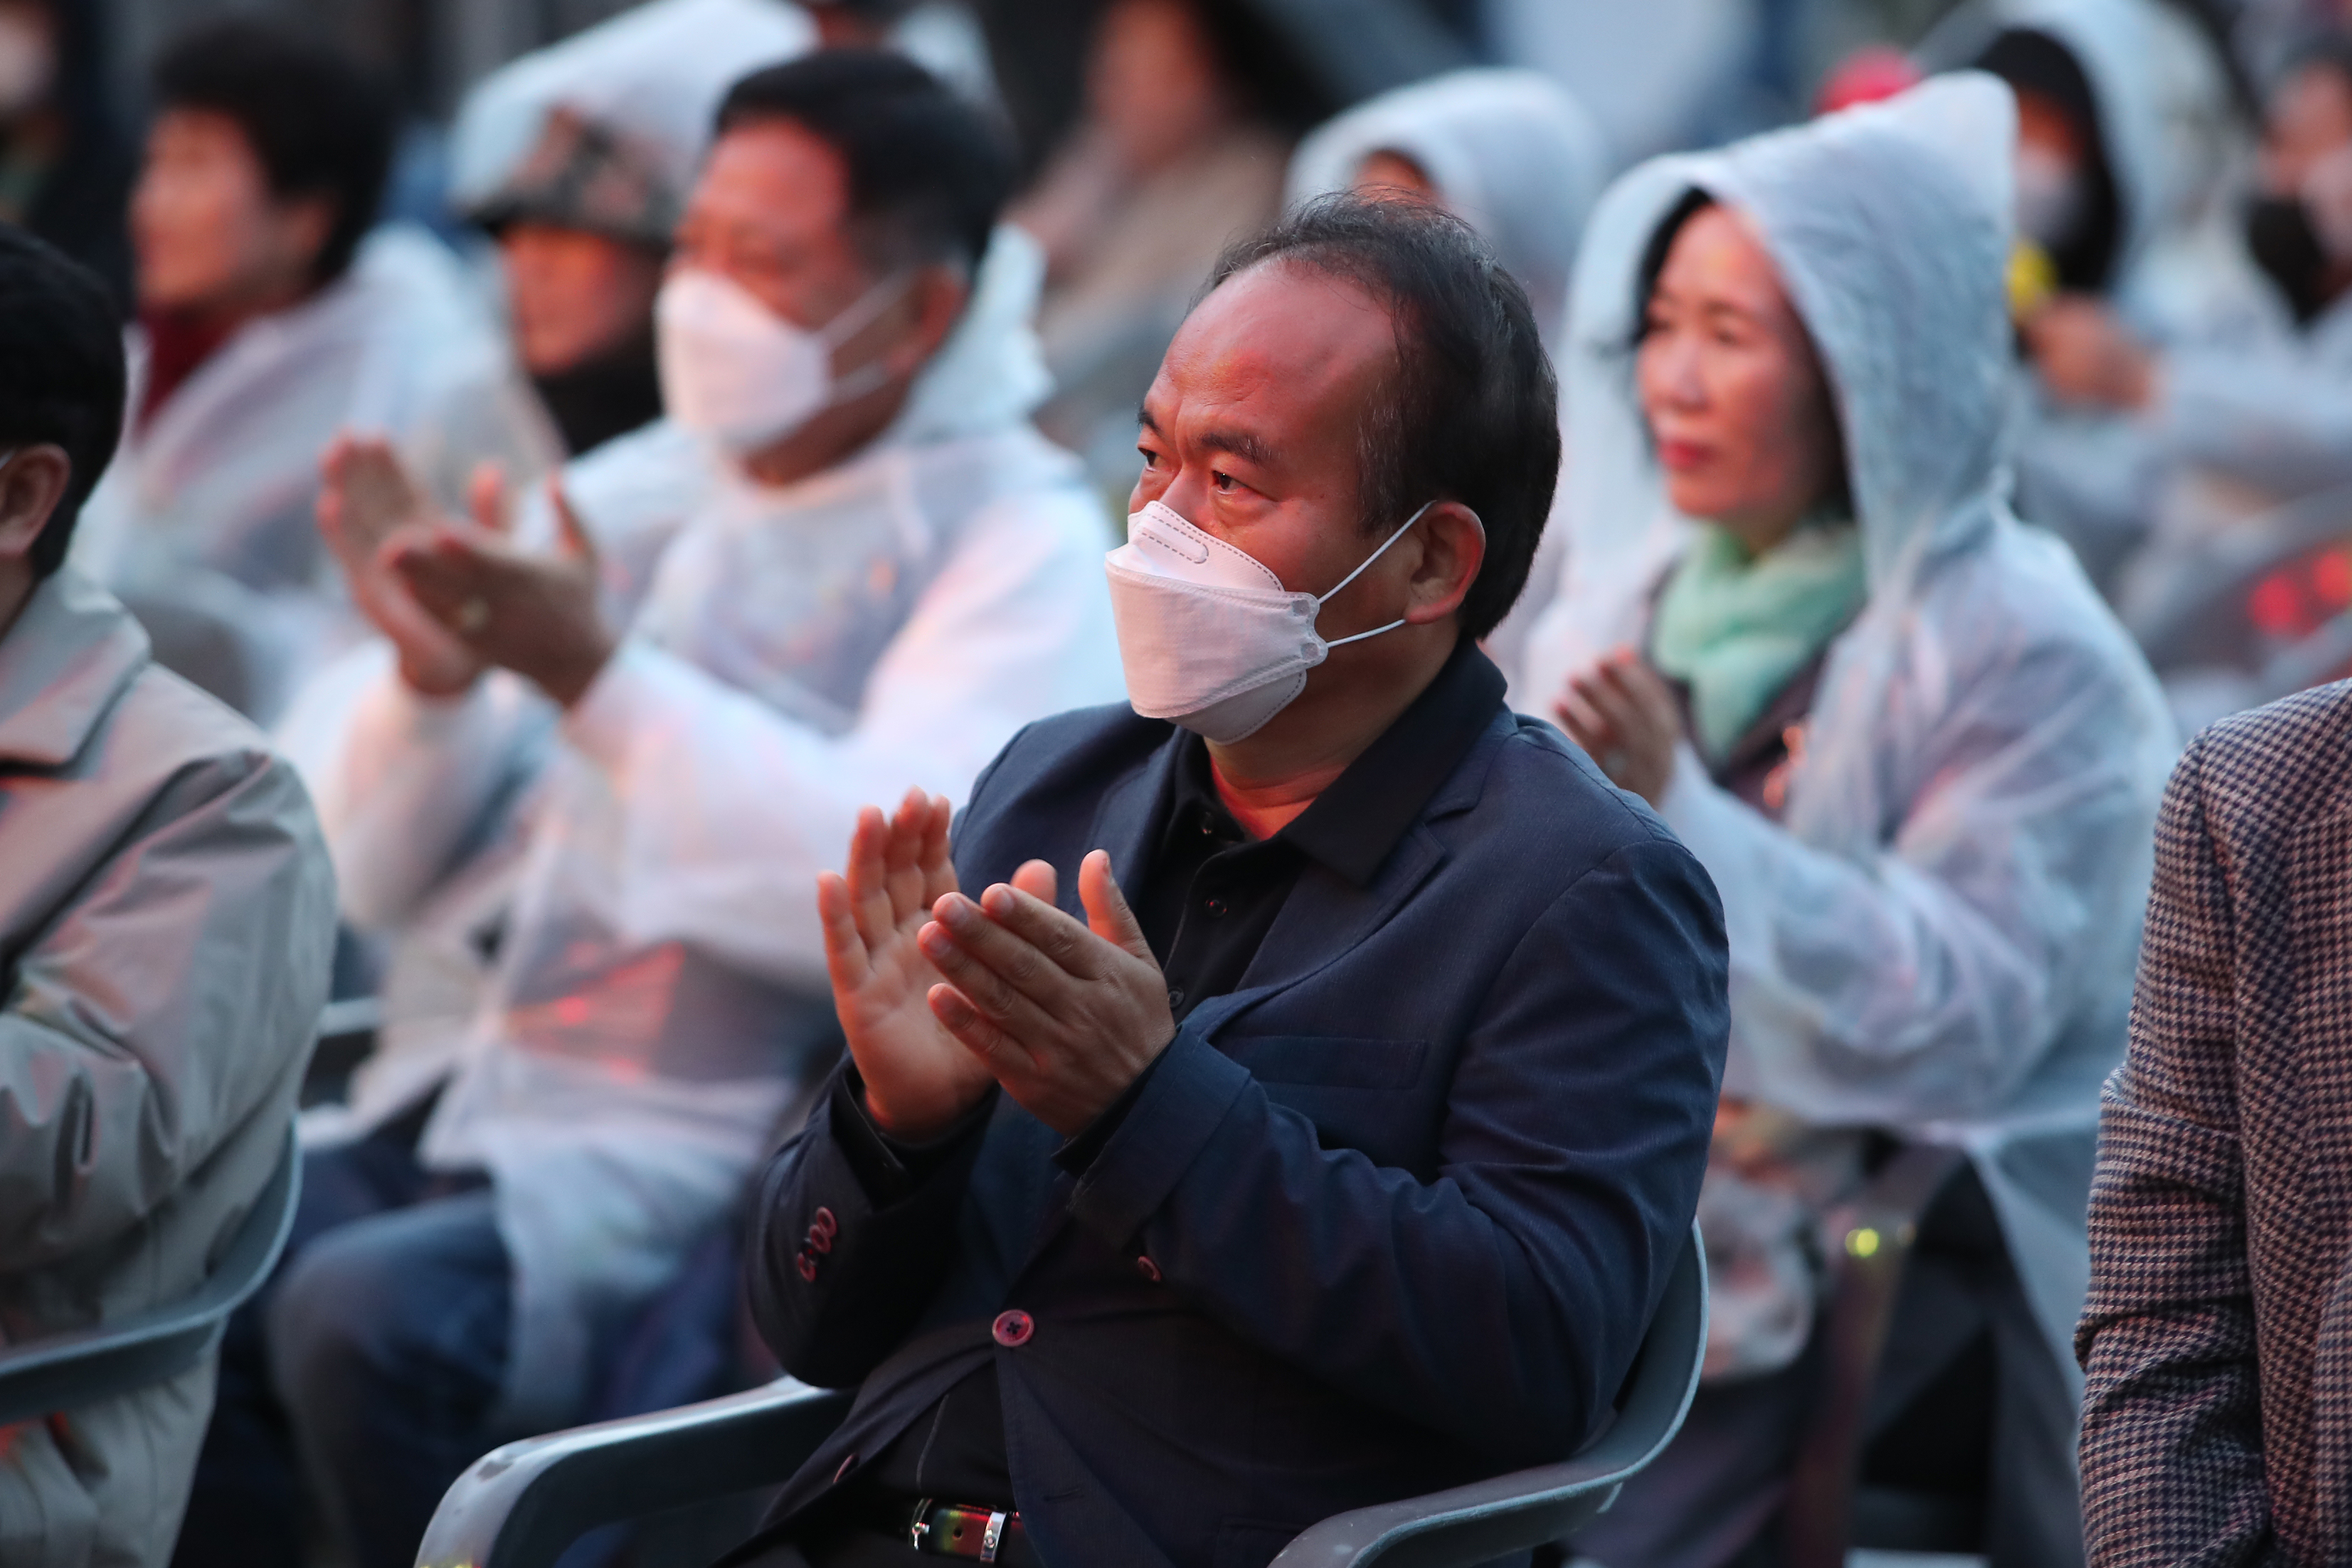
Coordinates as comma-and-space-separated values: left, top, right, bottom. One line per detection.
1516, 76, 2176, 1566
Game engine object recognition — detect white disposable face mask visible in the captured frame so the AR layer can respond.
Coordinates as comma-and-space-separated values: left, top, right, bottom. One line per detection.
1104, 497, 1451, 743
2013, 143, 2085, 248
655, 267, 906, 454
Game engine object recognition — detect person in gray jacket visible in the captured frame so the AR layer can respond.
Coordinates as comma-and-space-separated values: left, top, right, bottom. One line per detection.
0, 226, 338, 1568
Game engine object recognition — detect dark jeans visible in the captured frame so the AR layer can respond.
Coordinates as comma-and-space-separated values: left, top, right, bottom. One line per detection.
172, 1114, 510, 1568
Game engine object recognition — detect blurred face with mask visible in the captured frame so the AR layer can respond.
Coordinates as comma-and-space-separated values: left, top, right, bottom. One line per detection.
658, 113, 970, 487
2013, 90, 2089, 258
2247, 54, 2352, 323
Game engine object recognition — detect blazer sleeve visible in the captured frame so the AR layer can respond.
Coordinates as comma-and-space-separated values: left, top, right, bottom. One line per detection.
1065, 833, 1727, 1466
2076, 732, 2277, 1566
744, 1064, 996, 1390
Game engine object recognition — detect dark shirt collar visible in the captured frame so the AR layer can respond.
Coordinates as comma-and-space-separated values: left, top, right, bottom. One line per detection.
1172, 635, 1506, 889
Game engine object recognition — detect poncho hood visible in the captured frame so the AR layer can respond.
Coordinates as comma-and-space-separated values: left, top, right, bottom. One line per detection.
1285, 68, 1609, 346
1559, 73, 2018, 633
1975, 0, 2241, 292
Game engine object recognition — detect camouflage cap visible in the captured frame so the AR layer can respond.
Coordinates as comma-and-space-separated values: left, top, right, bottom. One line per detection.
469, 106, 679, 250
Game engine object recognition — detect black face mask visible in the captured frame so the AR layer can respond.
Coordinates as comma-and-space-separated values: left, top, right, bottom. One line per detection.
531, 329, 664, 456
2247, 194, 2334, 324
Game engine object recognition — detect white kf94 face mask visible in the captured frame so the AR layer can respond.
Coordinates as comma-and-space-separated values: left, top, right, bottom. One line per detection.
1105, 497, 1458, 743
656, 267, 906, 454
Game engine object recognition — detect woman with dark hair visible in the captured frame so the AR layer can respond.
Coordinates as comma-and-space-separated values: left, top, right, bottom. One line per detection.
0, 0, 134, 309
70, 18, 553, 725
1517, 76, 2174, 1565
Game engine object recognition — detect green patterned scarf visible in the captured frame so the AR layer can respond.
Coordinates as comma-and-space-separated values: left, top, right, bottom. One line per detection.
1650, 518, 1866, 764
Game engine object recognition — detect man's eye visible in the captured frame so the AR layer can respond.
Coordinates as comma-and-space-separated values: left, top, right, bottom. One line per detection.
1212, 470, 1236, 492
1138, 447, 1160, 469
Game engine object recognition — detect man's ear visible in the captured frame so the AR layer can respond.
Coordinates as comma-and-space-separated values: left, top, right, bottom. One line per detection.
894, 262, 973, 376
1402, 500, 1486, 625
275, 194, 338, 284
0, 446, 71, 563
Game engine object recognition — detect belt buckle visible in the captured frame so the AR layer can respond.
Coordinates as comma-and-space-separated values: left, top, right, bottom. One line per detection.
908, 1497, 936, 1552
906, 1499, 1015, 1562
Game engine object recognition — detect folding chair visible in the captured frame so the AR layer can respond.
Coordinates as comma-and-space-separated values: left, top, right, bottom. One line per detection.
417, 1223, 1708, 1568
0, 1124, 302, 1428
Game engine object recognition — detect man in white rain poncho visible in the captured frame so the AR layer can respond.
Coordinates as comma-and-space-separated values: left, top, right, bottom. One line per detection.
1284, 67, 1608, 682
71, 19, 554, 727
181, 53, 1121, 1568
1516, 75, 2175, 1566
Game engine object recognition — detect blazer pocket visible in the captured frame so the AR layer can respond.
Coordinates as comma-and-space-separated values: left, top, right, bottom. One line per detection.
1220, 1034, 1429, 1092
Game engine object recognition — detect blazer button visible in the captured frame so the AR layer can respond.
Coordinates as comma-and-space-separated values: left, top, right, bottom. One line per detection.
807, 1226, 833, 1256
796, 1249, 818, 1282
1135, 1254, 1162, 1283
992, 1309, 1034, 1347
812, 1207, 838, 1240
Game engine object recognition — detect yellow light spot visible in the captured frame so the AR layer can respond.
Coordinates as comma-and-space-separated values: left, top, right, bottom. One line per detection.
1845, 1227, 1881, 1259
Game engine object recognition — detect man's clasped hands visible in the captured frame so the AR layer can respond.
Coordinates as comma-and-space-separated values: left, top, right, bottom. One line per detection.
820, 790, 1177, 1141
316, 435, 617, 707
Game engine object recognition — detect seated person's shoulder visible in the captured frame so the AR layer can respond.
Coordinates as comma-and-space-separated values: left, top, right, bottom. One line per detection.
1479, 712, 1708, 885
112, 661, 312, 807
562, 418, 713, 519
962, 704, 1167, 820
2183, 679, 2352, 832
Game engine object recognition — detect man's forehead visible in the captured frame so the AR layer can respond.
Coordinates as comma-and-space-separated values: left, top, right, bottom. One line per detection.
690, 120, 848, 226
1152, 263, 1395, 432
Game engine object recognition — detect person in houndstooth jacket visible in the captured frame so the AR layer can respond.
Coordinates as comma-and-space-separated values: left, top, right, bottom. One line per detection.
2079, 676, 2352, 1564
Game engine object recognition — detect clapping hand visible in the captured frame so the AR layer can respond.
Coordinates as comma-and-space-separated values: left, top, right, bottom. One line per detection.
819, 791, 1177, 1140
2020, 295, 2157, 411
318, 435, 484, 696
1555, 646, 1683, 807
918, 848, 1175, 1137
820, 790, 1008, 1140
386, 472, 615, 708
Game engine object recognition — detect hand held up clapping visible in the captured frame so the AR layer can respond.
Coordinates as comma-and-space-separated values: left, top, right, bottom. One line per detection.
819, 788, 1176, 1141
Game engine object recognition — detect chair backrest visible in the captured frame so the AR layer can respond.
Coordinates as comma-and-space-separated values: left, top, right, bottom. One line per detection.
0, 1124, 302, 1428
1269, 1220, 1708, 1567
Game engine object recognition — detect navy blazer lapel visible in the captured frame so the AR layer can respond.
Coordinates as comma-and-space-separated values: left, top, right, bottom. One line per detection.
1074, 727, 1183, 918
1010, 715, 1497, 1276
1191, 822, 1448, 1038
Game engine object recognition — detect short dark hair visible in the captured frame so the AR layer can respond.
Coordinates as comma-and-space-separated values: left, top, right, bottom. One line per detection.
0, 226, 127, 576
716, 50, 1015, 275
1206, 195, 1559, 642
152, 18, 398, 289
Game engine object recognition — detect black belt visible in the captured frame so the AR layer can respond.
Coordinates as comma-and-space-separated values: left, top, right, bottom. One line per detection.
859, 1497, 1033, 1564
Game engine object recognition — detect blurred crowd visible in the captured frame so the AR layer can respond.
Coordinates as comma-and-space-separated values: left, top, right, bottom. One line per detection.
11, 0, 2352, 1564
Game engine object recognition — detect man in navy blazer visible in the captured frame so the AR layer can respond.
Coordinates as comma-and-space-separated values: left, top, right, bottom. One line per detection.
731, 196, 1730, 1568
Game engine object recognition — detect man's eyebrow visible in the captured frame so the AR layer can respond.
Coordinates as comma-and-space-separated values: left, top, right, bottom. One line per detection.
1133, 407, 1276, 468
1198, 428, 1275, 467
